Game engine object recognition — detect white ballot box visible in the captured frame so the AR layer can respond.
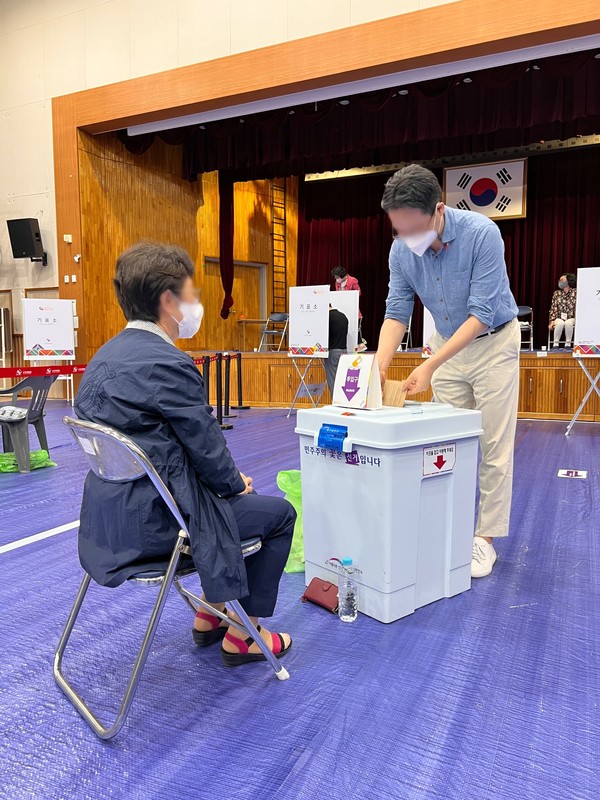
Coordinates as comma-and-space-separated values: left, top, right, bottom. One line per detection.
295, 403, 483, 623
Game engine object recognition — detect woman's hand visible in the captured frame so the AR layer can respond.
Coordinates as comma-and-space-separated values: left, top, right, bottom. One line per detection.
400, 362, 435, 396
379, 368, 387, 389
238, 472, 254, 495
548, 321, 555, 330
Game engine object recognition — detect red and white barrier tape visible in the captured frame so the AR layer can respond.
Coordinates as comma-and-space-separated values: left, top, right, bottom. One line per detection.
0, 364, 87, 379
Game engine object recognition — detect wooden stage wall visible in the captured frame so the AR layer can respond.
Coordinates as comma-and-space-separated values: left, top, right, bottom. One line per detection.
192, 351, 600, 422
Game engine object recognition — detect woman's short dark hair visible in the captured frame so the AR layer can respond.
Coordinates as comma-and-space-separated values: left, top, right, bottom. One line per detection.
381, 164, 442, 215
331, 266, 347, 279
113, 241, 195, 322
565, 272, 577, 288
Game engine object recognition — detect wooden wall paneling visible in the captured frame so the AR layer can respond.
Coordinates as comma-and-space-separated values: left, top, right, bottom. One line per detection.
285, 177, 299, 298
78, 131, 202, 360
53, 95, 84, 364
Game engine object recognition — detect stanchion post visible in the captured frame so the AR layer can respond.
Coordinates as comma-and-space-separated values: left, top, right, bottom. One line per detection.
223, 353, 237, 419
202, 355, 210, 403
215, 352, 233, 430
232, 351, 250, 410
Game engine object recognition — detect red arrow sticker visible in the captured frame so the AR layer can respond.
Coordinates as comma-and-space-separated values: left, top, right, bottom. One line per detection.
423, 443, 456, 477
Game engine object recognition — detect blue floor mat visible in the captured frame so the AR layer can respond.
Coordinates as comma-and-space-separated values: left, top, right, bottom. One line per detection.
0, 403, 598, 800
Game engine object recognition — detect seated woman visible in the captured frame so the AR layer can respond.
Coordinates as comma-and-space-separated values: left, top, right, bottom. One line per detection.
75, 241, 294, 667
548, 273, 577, 349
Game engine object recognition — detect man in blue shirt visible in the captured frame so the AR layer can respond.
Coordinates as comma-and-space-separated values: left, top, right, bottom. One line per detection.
376, 165, 520, 578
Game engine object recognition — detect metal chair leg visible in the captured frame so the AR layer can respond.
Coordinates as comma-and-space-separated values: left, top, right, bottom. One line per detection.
173, 582, 290, 681
228, 600, 290, 681
54, 533, 187, 739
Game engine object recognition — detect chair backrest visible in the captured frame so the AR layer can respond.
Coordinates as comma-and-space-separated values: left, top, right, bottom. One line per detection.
12, 376, 57, 422
63, 416, 188, 533
517, 305, 533, 318
268, 313, 289, 323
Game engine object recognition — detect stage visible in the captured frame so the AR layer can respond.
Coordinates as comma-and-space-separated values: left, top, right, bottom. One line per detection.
188, 349, 600, 422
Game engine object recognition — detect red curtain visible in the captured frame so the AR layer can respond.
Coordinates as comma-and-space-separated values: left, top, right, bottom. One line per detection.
217, 171, 235, 319
299, 147, 600, 349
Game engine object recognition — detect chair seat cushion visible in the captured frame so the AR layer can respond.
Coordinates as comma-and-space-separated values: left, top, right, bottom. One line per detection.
128, 538, 262, 581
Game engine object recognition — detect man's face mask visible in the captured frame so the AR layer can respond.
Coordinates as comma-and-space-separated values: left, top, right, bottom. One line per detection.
171, 298, 204, 339
558, 280, 569, 289
397, 208, 442, 257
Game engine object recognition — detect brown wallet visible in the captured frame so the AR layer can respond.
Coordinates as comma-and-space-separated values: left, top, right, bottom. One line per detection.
302, 577, 339, 613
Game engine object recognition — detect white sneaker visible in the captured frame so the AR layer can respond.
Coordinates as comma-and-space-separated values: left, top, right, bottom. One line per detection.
471, 537, 497, 578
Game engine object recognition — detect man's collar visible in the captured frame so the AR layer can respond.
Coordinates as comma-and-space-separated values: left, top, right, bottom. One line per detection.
441, 207, 457, 244
126, 320, 175, 347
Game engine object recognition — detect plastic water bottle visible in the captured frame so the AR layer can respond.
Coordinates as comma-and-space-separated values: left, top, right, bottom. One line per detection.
338, 558, 359, 623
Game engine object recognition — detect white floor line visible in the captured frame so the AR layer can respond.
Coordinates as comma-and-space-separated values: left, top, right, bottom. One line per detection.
0, 520, 79, 555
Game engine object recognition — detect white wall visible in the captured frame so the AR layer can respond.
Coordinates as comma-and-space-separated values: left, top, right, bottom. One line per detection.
0, 0, 459, 318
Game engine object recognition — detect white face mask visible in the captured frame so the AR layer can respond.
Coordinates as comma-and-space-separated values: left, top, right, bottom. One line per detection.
400, 211, 441, 257
172, 300, 204, 339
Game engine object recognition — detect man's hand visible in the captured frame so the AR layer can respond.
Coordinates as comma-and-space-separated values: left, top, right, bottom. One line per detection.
400, 361, 434, 396
238, 472, 254, 495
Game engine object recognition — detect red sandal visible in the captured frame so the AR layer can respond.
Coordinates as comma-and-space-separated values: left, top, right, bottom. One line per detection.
221, 625, 292, 667
192, 608, 229, 647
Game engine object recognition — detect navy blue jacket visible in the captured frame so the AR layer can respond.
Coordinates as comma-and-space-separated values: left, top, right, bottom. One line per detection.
74, 328, 248, 602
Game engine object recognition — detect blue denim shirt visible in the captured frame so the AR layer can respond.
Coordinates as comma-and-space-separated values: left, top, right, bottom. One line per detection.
385, 207, 518, 339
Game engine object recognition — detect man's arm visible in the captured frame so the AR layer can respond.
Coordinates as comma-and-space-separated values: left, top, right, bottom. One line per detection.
377, 319, 407, 374
377, 248, 413, 380
401, 225, 506, 395
151, 359, 245, 497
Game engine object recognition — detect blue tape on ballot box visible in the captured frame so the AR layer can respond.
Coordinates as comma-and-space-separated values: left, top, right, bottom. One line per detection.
317, 424, 348, 452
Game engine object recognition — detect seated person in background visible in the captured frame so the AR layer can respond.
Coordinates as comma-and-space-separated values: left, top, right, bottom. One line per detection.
548, 273, 577, 348
75, 241, 294, 667
324, 305, 349, 395
331, 266, 367, 350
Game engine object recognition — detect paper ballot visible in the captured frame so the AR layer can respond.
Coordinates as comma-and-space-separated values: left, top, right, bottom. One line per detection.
382, 380, 407, 408
332, 353, 382, 409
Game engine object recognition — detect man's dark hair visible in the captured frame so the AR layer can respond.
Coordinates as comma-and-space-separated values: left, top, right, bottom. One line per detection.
564, 272, 577, 288
381, 164, 442, 214
113, 241, 195, 322
331, 266, 347, 279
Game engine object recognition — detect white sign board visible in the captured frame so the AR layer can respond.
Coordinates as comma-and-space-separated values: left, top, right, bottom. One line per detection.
573, 266, 600, 358
332, 353, 382, 410
329, 290, 359, 352
22, 298, 75, 361
423, 443, 456, 477
289, 285, 329, 358
444, 158, 527, 220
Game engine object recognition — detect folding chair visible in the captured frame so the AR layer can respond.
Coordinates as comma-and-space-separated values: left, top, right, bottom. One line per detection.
517, 305, 534, 351
55, 417, 289, 741
258, 313, 289, 352
0, 375, 56, 472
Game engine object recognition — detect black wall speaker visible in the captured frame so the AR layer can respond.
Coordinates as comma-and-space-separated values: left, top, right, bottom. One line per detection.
6, 218, 47, 264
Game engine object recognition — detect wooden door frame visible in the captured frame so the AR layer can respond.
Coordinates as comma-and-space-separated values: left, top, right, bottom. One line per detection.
52, 0, 600, 360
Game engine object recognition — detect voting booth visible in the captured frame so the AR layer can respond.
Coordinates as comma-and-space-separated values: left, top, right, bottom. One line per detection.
296, 396, 483, 624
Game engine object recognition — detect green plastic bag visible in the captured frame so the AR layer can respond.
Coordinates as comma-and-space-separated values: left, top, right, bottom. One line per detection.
277, 469, 304, 573
0, 449, 57, 473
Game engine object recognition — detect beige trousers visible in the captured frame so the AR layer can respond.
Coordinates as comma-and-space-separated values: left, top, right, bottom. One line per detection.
429, 318, 521, 539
